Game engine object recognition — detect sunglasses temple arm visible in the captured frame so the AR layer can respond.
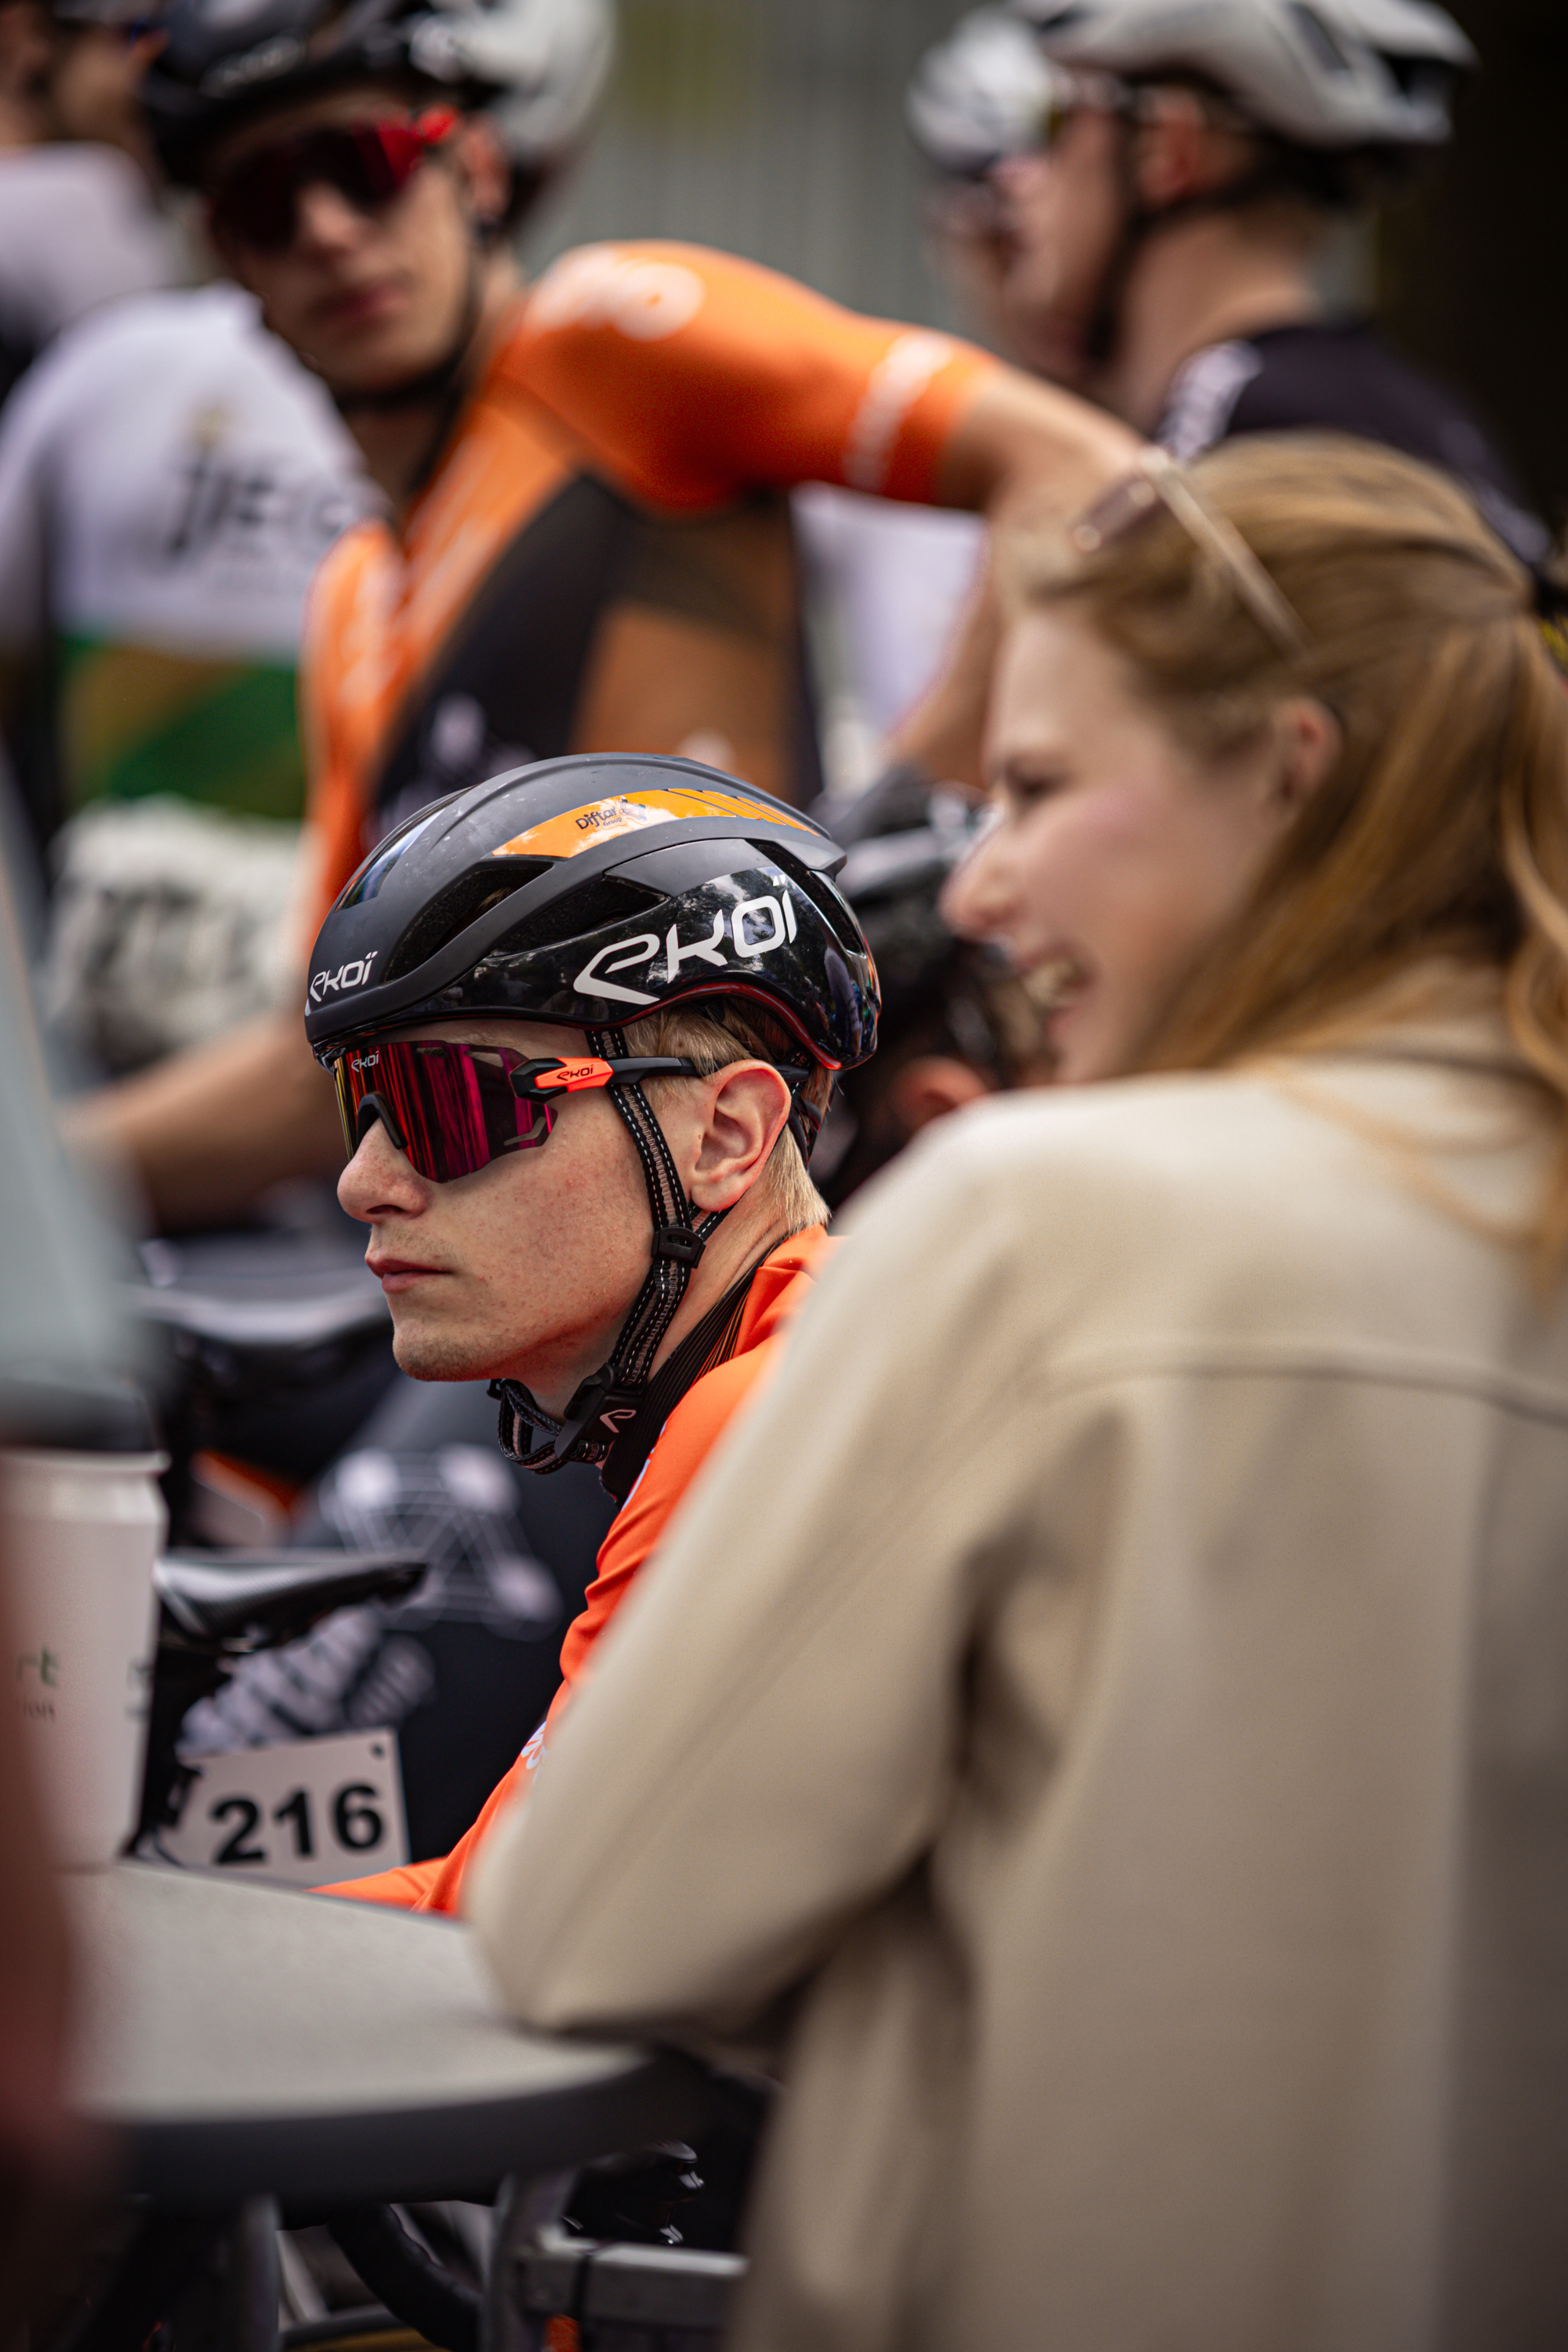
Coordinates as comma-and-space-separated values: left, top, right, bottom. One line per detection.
506, 1056, 702, 1101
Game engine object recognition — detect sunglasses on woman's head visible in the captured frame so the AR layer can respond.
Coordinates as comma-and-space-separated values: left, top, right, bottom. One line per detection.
328, 1040, 707, 1185
207, 108, 459, 253
1069, 447, 1310, 658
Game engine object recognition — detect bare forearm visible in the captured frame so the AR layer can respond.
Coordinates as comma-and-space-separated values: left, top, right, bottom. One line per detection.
932, 368, 1141, 522
894, 375, 1140, 788
63, 1008, 344, 1232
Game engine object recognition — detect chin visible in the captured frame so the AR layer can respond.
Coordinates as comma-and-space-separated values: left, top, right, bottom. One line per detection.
1047, 1029, 1107, 1087
316, 320, 430, 394
390, 1325, 497, 1385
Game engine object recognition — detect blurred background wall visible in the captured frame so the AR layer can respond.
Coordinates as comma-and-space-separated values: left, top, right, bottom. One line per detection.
521, 0, 968, 328
521, 0, 1568, 524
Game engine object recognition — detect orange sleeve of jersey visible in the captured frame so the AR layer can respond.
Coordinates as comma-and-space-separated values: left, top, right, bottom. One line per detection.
512, 241, 1001, 514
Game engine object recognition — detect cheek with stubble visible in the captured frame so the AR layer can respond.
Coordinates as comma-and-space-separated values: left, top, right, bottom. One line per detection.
376, 1163, 544, 1385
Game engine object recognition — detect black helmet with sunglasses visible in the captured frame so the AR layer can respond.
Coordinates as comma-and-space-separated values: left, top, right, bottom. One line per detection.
142, 0, 613, 194
305, 753, 878, 1478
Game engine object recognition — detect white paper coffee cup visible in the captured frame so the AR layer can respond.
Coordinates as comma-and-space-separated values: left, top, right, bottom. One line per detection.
3, 1446, 167, 1867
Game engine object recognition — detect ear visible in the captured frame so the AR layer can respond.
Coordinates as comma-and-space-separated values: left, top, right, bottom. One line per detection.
889, 1055, 993, 1139
682, 1061, 793, 1214
450, 111, 511, 233
1268, 696, 1341, 821
1131, 96, 1212, 210
1134, 93, 1252, 211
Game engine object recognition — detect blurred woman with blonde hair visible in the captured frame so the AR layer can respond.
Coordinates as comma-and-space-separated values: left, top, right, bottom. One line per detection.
469, 437, 1568, 2352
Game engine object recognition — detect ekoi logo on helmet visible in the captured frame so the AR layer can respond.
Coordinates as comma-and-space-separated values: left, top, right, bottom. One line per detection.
573, 895, 800, 1007
310, 951, 379, 1004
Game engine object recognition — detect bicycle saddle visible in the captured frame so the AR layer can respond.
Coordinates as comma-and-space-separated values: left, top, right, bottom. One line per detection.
156, 1549, 426, 1648
128, 1223, 389, 1367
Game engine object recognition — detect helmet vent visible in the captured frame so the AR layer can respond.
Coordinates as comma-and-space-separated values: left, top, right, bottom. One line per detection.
1381, 53, 1446, 103
1287, 5, 1354, 74
772, 848, 864, 956
488, 875, 666, 963
383, 859, 552, 981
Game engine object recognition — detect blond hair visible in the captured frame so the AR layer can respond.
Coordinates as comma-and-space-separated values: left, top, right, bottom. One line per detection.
619, 1000, 831, 1235
1006, 434, 1568, 1266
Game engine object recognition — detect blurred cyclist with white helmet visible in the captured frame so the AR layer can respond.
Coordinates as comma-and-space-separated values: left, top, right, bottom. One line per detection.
1011, 0, 1544, 551
906, 5, 1065, 372
865, 0, 1542, 833
912, 0, 1543, 568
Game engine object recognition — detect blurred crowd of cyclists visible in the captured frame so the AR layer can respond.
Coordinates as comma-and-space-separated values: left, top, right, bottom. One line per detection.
9, 0, 1568, 2345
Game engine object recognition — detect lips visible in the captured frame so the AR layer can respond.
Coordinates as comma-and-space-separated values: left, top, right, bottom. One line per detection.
368, 1255, 445, 1294
314, 276, 406, 331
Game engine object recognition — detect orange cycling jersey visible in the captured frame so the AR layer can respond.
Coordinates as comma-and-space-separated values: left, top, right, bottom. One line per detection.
296, 242, 997, 942
332, 1227, 828, 1914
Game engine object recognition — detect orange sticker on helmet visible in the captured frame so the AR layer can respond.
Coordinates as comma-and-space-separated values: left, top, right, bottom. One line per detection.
490, 786, 815, 862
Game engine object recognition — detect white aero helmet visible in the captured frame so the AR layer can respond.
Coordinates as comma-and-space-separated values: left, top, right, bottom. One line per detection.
906, 6, 1060, 177
1011, 0, 1476, 151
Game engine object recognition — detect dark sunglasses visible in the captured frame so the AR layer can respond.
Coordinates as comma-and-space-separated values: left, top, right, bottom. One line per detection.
330, 1041, 706, 1185
208, 108, 459, 254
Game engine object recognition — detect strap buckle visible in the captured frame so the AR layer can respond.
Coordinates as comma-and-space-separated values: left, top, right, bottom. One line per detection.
554, 1367, 642, 1460
652, 1223, 706, 1266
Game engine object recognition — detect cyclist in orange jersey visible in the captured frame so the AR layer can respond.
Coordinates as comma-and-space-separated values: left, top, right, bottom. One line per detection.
63, 0, 1138, 1233
298, 750, 879, 1914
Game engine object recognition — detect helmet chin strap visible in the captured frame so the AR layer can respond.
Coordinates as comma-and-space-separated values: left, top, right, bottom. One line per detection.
490, 1031, 732, 1478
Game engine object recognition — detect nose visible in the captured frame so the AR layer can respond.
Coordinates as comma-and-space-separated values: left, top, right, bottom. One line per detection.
940, 818, 1015, 942
991, 151, 1051, 209
292, 176, 369, 255
338, 1112, 427, 1225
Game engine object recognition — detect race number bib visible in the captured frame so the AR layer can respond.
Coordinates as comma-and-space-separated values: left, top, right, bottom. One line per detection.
159, 1728, 409, 1888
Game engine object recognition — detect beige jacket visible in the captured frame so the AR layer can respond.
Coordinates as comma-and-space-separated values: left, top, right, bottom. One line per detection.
468, 1012, 1568, 2352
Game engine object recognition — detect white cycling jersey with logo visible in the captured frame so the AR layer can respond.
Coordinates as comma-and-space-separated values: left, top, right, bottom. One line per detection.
0, 282, 373, 1072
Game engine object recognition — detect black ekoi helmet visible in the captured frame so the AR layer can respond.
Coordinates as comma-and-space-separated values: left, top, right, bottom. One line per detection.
304, 753, 878, 1082
305, 757, 879, 1489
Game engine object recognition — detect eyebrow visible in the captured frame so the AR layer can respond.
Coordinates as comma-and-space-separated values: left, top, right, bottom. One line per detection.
991, 748, 1067, 785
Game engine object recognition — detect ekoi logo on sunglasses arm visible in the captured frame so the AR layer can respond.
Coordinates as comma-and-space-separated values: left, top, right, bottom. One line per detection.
575, 895, 799, 1008
534, 1060, 615, 1092
310, 951, 380, 1004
